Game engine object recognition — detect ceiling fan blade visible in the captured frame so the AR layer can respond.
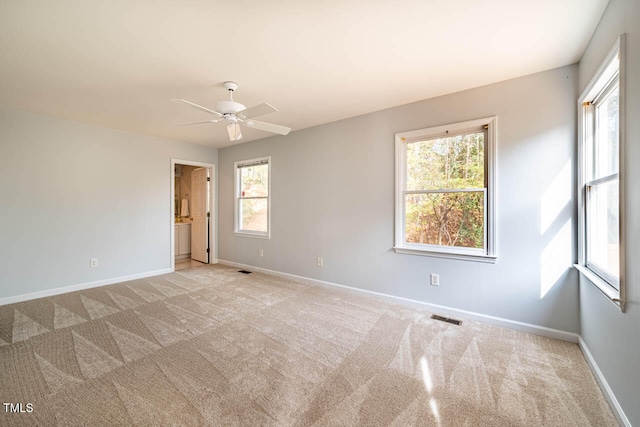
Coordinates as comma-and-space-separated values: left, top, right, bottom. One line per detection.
172, 119, 220, 126
244, 119, 291, 135
227, 123, 243, 141
171, 99, 222, 117
236, 103, 277, 120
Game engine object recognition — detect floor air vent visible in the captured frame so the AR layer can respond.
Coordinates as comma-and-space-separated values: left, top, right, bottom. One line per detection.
238, 270, 252, 274
431, 314, 462, 326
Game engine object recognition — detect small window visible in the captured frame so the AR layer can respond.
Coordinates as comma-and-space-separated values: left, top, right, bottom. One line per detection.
577, 35, 625, 309
395, 117, 496, 262
234, 157, 270, 238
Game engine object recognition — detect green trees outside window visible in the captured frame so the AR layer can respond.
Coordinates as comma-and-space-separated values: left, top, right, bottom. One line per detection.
235, 157, 270, 237
405, 132, 486, 249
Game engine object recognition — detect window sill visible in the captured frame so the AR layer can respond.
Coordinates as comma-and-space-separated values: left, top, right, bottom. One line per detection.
574, 264, 624, 311
234, 231, 271, 240
393, 246, 497, 264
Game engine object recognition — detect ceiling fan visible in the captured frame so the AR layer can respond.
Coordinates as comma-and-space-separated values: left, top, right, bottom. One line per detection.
172, 81, 291, 142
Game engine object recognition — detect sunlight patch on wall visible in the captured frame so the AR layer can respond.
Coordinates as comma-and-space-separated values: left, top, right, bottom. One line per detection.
540, 219, 572, 298
540, 160, 571, 235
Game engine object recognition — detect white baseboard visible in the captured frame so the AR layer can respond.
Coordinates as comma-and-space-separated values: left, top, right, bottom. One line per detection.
218, 259, 579, 343
579, 337, 630, 427
0, 268, 172, 306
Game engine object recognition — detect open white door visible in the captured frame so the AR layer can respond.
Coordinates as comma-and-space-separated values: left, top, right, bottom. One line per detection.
191, 167, 209, 263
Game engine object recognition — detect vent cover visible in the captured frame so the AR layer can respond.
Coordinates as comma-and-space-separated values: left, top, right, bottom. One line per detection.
431, 314, 462, 326
238, 270, 252, 274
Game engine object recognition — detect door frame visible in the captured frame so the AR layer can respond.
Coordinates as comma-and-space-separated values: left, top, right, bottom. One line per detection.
170, 159, 216, 271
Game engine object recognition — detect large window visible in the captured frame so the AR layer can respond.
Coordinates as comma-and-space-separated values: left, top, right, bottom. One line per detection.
577, 35, 625, 310
395, 117, 496, 262
234, 157, 270, 238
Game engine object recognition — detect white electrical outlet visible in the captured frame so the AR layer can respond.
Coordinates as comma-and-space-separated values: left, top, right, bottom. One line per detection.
90, 258, 98, 268
317, 257, 323, 267
259, 249, 264, 257
430, 273, 439, 286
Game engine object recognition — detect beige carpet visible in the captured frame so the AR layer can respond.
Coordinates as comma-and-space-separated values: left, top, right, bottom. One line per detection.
0, 264, 617, 426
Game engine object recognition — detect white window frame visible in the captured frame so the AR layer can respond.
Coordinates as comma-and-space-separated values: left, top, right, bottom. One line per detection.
575, 35, 626, 311
394, 116, 497, 263
234, 156, 271, 239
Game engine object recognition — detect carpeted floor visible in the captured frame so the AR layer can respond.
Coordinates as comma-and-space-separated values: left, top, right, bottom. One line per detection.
0, 264, 617, 426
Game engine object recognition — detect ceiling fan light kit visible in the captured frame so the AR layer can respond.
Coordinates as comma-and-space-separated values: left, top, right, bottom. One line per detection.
227, 123, 242, 141
172, 81, 291, 142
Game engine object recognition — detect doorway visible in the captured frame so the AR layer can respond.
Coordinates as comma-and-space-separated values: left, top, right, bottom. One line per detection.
171, 159, 215, 272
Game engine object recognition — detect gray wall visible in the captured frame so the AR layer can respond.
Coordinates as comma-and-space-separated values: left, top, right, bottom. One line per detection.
0, 106, 217, 300
578, 0, 640, 424
219, 65, 580, 333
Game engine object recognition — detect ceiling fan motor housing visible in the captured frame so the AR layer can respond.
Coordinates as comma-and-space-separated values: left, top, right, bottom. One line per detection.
216, 100, 246, 115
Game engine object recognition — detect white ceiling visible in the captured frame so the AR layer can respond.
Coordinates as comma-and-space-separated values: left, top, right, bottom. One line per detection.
0, 0, 608, 149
